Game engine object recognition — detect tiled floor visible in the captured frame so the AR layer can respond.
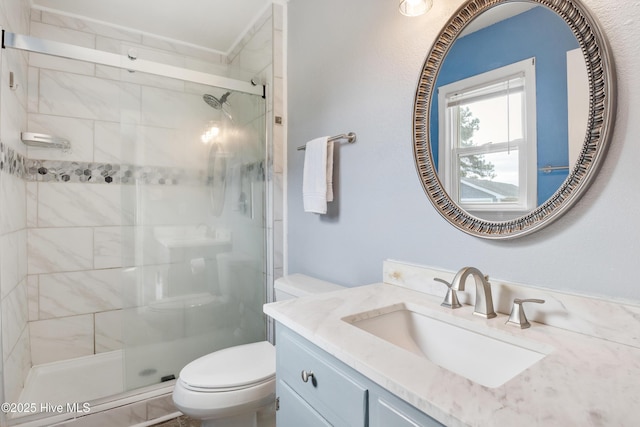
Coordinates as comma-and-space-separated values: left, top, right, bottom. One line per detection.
152, 415, 201, 427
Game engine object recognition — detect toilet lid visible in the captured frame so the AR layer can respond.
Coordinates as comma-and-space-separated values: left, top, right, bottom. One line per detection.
179, 341, 275, 390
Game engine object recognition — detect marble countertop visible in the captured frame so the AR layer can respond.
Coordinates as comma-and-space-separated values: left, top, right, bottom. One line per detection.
264, 282, 640, 426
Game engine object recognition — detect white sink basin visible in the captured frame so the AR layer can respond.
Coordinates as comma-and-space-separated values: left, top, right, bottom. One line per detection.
342, 303, 552, 388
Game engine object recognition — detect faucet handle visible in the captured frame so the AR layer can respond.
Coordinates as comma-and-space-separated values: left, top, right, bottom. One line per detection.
506, 298, 545, 329
434, 278, 462, 309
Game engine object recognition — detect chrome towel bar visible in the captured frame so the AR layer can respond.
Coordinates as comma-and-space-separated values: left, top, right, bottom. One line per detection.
297, 132, 357, 151
539, 165, 570, 173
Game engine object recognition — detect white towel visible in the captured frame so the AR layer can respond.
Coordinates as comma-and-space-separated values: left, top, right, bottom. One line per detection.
326, 140, 334, 202
303, 137, 334, 214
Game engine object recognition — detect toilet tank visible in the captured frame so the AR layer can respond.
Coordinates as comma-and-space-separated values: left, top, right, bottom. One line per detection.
274, 274, 344, 301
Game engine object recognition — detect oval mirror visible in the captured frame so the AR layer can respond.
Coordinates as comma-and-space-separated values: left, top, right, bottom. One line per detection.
414, 0, 615, 239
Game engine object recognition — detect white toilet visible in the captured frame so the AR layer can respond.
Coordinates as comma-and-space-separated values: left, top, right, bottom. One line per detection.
172, 274, 344, 427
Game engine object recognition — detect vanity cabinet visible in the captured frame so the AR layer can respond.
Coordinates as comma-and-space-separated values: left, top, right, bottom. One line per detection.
276, 326, 443, 427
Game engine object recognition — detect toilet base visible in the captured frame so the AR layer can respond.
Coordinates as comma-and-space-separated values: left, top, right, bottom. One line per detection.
200, 402, 275, 427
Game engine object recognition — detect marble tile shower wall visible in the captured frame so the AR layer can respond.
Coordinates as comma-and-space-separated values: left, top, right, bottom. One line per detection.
202, 4, 285, 343
22, 10, 219, 370
0, 5, 280, 412
229, 3, 286, 307
271, 4, 286, 287
0, 0, 32, 408
14, 7, 281, 375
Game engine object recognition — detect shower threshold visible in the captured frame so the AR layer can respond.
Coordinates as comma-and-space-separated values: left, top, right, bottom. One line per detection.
20, 350, 123, 406
11, 350, 178, 427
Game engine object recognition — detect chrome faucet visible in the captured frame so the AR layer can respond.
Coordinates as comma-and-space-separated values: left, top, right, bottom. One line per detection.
435, 267, 497, 319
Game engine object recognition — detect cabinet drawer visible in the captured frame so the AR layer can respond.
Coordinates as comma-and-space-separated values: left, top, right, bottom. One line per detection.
277, 329, 367, 426
370, 394, 444, 427
277, 380, 331, 427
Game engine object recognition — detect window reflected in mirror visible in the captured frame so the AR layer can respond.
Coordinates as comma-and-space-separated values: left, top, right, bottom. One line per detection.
429, 4, 586, 222
438, 59, 536, 218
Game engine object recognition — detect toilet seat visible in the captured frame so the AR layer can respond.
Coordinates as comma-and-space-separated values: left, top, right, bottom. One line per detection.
178, 341, 275, 392
172, 275, 343, 425
173, 341, 276, 422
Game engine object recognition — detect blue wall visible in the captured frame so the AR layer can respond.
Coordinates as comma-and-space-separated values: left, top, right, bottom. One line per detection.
430, 6, 579, 204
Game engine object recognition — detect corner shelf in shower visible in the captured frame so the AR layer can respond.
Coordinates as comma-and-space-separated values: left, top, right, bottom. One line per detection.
21, 132, 70, 151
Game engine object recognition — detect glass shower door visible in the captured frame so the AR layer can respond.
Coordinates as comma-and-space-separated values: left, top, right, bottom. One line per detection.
119, 74, 266, 390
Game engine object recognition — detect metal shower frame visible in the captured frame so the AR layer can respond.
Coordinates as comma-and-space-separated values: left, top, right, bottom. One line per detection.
1, 28, 265, 97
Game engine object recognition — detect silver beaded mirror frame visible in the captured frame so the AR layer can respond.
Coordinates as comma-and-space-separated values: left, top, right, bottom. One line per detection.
413, 0, 616, 239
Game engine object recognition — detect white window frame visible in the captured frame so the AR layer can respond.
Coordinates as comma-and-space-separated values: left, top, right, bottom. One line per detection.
438, 58, 537, 214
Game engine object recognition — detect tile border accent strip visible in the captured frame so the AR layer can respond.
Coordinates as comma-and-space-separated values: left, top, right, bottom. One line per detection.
0, 142, 28, 178
25, 159, 205, 185
1, 141, 206, 185
1, 142, 266, 185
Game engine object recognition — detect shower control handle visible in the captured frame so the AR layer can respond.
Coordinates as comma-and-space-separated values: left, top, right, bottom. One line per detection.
301, 370, 314, 383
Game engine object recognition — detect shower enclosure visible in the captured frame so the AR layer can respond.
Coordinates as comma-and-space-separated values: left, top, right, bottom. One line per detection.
0, 14, 272, 426
119, 76, 267, 392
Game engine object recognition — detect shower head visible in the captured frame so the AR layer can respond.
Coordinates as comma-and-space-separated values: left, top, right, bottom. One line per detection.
203, 92, 233, 121
203, 92, 231, 110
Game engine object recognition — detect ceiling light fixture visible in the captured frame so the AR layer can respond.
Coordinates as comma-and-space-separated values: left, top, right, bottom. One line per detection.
399, 0, 432, 17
